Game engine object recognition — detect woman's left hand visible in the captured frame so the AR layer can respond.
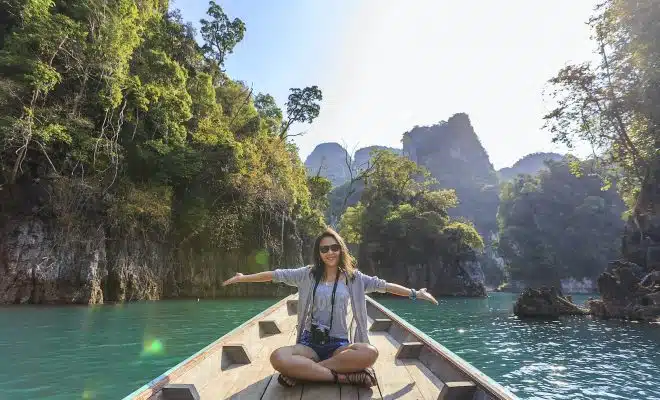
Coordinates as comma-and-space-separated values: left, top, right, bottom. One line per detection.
417, 288, 439, 305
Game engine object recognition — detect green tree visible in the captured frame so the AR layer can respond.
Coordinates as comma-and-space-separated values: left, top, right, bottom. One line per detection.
200, 1, 245, 67
543, 0, 660, 229
0, 0, 326, 302
339, 150, 483, 277
280, 86, 323, 139
254, 93, 283, 135
497, 158, 625, 286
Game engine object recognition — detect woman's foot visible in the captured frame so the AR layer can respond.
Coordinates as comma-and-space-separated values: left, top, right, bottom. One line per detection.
337, 368, 378, 387
277, 374, 297, 387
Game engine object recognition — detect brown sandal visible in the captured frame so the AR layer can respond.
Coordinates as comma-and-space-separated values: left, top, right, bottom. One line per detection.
342, 367, 378, 388
330, 369, 339, 384
277, 374, 297, 387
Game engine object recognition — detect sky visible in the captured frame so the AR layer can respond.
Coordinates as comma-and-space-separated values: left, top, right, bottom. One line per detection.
173, 0, 601, 170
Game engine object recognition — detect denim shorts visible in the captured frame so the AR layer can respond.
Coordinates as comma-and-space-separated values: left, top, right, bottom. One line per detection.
298, 330, 350, 361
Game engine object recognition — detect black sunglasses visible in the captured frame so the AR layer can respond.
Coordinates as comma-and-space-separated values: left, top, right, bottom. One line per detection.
320, 244, 341, 254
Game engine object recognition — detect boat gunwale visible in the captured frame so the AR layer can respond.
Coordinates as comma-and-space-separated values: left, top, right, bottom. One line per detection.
366, 295, 519, 400
122, 294, 296, 400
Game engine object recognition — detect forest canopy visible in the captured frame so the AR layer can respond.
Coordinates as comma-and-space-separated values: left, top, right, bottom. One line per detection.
497, 158, 625, 286
339, 150, 483, 267
0, 0, 326, 261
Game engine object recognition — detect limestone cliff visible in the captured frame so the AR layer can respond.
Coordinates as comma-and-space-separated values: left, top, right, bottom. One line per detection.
303, 143, 350, 187
305, 143, 401, 189
359, 247, 487, 297
352, 146, 402, 173
0, 182, 301, 304
402, 113, 500, 238
326, 145, 401, 225
0, 218, 299, 304
0, 218, 107, 304
321, 114, 501, 239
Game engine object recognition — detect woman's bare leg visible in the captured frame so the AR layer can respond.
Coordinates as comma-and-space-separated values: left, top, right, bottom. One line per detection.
270, 343, 379, 386
319, 343, 379, 373
270, 344, 335, 382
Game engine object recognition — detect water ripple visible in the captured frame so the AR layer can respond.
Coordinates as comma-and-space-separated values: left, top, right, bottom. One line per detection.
380, 293, 660, 400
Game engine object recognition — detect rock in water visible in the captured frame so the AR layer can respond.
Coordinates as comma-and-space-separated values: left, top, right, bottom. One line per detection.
587, 263, 660, 322
513, 287, 589, 318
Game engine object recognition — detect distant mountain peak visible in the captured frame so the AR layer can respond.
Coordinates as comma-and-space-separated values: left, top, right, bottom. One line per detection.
497, 152, 565, 181
304, 143, 402, 187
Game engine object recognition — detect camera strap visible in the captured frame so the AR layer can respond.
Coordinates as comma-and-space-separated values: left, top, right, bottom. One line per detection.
311, 270, 340, 333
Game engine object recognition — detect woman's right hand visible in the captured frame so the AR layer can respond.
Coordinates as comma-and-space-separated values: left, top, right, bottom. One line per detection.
222, 273, 244, 286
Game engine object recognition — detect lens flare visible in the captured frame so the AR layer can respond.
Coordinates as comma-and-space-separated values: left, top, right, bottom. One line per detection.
255, 250, 269, 265
140, 338, 164, 357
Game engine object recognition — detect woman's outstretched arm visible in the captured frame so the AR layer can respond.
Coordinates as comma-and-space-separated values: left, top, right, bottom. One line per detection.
385, 282, 439, 305
359, 271, 439, 305
222, 271, 274, 286
222, 266, 310, 287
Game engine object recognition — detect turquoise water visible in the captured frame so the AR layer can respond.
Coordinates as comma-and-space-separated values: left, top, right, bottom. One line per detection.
0, 293, 659, 399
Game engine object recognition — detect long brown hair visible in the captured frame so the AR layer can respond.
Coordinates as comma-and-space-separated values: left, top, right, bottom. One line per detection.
311, 227, 356, 281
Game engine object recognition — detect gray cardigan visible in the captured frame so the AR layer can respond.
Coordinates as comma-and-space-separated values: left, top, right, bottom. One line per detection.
273, 266, 387, 344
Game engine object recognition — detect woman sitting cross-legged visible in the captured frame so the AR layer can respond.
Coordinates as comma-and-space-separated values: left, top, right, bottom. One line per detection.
222, 227, 439, 388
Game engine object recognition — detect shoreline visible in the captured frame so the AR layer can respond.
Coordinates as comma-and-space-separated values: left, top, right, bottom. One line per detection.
0, 291, 600, 308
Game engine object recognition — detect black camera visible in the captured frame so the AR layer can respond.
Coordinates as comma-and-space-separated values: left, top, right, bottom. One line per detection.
310, 324, 330, 345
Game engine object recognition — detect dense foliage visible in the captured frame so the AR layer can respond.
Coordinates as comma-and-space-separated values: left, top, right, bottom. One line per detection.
544, 0, 660, 222
0, 0, 325, 274
497, 158, 626, 286
339, 150, 483, 270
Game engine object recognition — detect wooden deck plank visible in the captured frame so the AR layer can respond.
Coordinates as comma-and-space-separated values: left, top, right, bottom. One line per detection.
191, 304, 294, 399
201, 320, 265, 389
260, 376, 303, 400
340, 384, 359, 400
366, 332, 426, 399
162, 299, 279, 397
300, 383, 340, 399
356, 387, 374, 400
198, 310, 299, 399
402, 359, 445, 400
224, 322, 300, 399
129, 296, 297, 400
197, 352, 267, 399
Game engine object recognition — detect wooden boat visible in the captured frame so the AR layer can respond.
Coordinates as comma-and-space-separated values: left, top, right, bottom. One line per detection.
123, 294, 519, 399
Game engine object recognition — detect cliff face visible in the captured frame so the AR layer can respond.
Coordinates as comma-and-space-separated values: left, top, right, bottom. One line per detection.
322, 114, 501, 239
305, 143, 402, 188
303, 143, 350, 187
0, 183, 301, 304
353, 146, 402, 173
0, 218, 107, 304
402, 113, 500, 238
0, 217, 300, 304
497, 152, 564, 182
359, 247, 486, 297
